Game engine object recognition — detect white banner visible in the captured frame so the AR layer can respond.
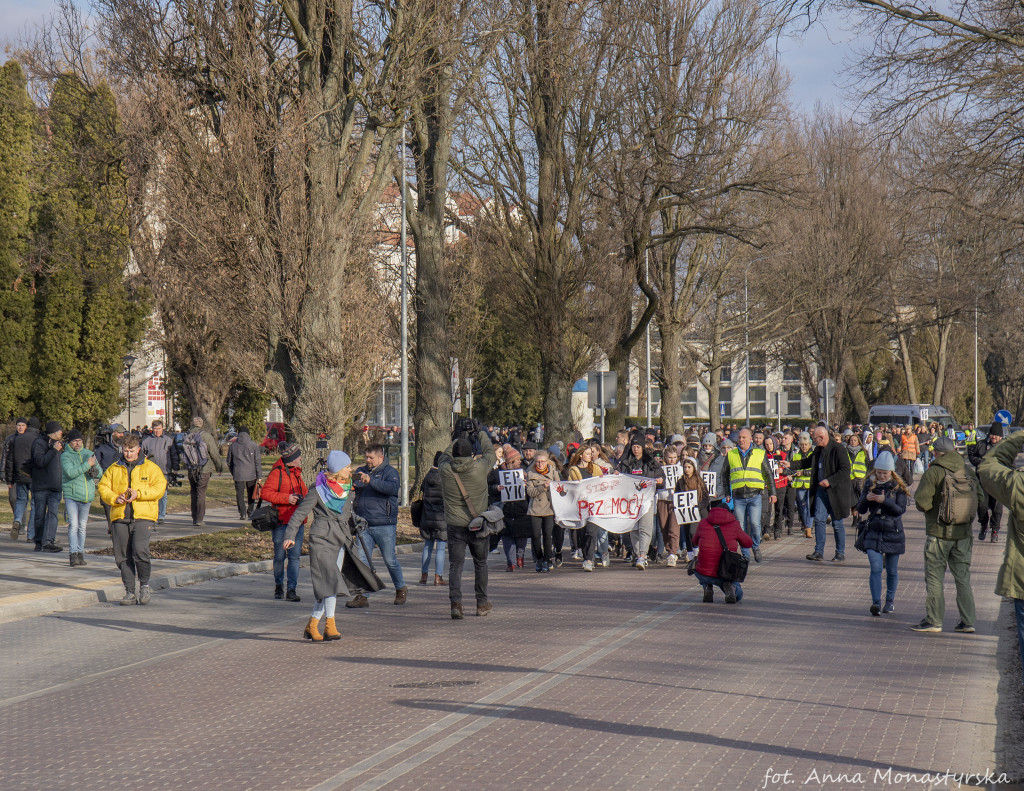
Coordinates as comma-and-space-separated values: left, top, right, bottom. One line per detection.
700, 471, 717, 495
661, 464, 681, 490
549, 474, 656, 533
499, 469, 525, 502
673, 490, 701, 524
766, 458, 779, 478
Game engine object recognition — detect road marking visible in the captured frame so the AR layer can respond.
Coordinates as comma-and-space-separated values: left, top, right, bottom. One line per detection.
309, 590, 695, 791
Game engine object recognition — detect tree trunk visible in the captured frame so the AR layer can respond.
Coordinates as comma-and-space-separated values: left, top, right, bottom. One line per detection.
603, 345, 631, 436
841, 348, 870, 423
707, 364, 722, 431
179, 371, 232, 435
658, 322, 683, 437
540, 352, 574, 443
896, 330, 918, 403
932, 321, 952, 406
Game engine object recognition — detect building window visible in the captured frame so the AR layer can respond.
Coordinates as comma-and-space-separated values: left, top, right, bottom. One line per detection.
682, 385, 698, 418
750, 385, 767, 417
719, 362, 732, 383
748, 351, 766, 382
718, 385, 732, 418
786, 386, 802, 416
650, 384, 661, 404
783, 362, 801, 382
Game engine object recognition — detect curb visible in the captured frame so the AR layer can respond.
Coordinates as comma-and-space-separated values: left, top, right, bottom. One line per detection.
0, 541, 425, 624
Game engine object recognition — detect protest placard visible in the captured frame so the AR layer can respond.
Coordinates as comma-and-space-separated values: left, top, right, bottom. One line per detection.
700, 471, 717, 495
673, 490, 701, 524
549, 474, 656, 533
499, 469, 525, 502
661, 464, 681, 490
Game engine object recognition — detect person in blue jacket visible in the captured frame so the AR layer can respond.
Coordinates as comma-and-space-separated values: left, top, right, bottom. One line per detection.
349, 444, 406, 607
855, 453, 907, 617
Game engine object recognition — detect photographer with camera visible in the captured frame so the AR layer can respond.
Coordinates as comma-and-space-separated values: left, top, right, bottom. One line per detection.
141, 420, 179, 525
30, 421, 65, 553
349, 444, 406, 607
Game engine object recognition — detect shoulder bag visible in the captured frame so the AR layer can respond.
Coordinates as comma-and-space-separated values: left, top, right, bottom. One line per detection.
250, 468, 284, 532
452, 471, 504, 538
712, 524, 749, 583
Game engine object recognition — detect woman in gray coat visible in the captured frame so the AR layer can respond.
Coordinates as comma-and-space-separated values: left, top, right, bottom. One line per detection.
283, 450, 383, 642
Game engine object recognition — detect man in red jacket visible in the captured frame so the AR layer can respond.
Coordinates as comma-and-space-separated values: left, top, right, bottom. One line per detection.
259, 444, 308, 602
693, 501, 754, 603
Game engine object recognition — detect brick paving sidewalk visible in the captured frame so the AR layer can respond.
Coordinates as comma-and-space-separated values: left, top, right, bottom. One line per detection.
0, 505, 1014, 791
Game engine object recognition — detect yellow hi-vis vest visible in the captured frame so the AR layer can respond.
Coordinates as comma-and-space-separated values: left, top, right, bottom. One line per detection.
727, 447, 767, 491
791, 450, 811, 489
850, 449, 867, 481
965, 430, 977, 446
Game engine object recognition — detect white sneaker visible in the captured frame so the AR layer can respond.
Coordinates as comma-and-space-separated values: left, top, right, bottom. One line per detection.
665, 553, 677, 567
635, 556, 648, 570
572, 549, 583, 560
582, 560, 594, 572
601, 555, 610, 567
685, 551, 694, 562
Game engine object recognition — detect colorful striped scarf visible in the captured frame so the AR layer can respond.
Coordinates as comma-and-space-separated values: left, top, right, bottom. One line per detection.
315, 472, 352, 514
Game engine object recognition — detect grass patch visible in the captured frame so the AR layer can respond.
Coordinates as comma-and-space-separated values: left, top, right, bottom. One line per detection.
91, 527, 301, 563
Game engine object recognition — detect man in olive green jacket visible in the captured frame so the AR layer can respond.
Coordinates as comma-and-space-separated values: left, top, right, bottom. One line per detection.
978, 430, 1024, 687
911, 437, 985, 633
438, 429, 496, 619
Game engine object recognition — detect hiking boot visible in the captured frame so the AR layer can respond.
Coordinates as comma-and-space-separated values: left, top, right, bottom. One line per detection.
434, 575, 445, 586
120, 590, 137, 606
78, 552, 87, 566
303, 617, 323, 642
954, 621, 976, 633
753, 548, 762, 563
43, 542, 62, 553
138, 585, 152, 605
722, 582, 737, 604
476, 601, 492, 616
9, 521, 20, 540
806, 552, 823, 561
450, 603, 464, 620
703, 585, 714, 603
394, 586, 408, 605
419, 573, 429, 585
991, 531, 999, 543
274, 585, 284, 600
831, 553, 845, 562
69, 553, 77, 567
870, 602, 881, 617
803, 528, 812, 538
910, 619, 941, 633
286, 589, 301, 602
346, 594, 369, 608
978, 527, 988, 541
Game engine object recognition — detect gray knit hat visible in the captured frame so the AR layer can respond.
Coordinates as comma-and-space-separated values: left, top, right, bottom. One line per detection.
701, 432, 717, 446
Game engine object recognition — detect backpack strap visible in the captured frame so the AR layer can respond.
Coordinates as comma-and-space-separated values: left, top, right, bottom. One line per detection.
452, 472, 479, 519
712, 524, 729, 552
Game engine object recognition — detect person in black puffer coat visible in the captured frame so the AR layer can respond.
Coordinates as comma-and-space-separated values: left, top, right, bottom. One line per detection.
489, 445, 531, 572
855, 453, 908, 617
418, 452, 447, 586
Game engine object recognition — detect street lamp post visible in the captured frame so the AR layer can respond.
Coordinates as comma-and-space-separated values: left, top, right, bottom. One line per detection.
644, 248, 652, 428
123, 354, 137, 432
399, 121, 410, 507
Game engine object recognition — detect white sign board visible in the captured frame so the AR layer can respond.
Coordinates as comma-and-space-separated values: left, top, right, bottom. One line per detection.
673, 490, 701, 524
766, 458, 779, 479
661, 464, 682, 490
549, 474, 655, 534
499, 469, 525, 502
700, 471, 718, 496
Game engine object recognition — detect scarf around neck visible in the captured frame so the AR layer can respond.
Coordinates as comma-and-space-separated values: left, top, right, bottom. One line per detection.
315, 472, 352, 514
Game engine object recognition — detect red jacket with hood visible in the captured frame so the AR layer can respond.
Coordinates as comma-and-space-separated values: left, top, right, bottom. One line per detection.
693, 506, 753, 578
259, 458, 309, 524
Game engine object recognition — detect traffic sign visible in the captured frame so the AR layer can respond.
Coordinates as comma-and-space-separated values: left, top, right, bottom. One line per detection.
995, 409, 1013, 426
587, 372, 617, 409
816, 378, 836, 399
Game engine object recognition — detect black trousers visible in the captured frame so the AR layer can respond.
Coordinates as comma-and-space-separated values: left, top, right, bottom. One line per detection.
979, 496, 1004, 532
580, 523, 603, 562
774, 486, 796, 531
234, 479, 257, 517
188, 470, 212, 523
531, 515, 554, 563
447, 524, 489, 605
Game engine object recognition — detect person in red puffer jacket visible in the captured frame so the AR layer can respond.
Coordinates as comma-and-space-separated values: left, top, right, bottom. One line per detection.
259, 444, 309, 602
693, 501, 753, 604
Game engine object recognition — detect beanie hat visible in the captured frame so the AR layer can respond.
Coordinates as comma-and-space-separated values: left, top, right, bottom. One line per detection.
109, 423, 126, 434
872, 452, 896, 471
670, 434, 684, 444
522, 442, 538, 450
281, 443, 302, 464
932, 437, 956, 453
28, 417, 40, 430
720, 438, 735, 450
547, 444, 561, 457
15, 417, 27, 426
798, 431, 811, 442
502, 444, 521, 463
66, 429, 84, 442
988, 423, 1006, 438
701, 432, 717, 446
842, 428, 853, 438
327, 450, 351, 473
453, 438, 474, 457
45, 420, 63, 435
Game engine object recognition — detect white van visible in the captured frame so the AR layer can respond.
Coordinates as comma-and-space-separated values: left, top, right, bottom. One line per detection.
867, 404, 964, 441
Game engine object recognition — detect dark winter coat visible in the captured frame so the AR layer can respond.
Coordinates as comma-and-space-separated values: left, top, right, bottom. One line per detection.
620, 452, 662, 481
438, 432, 496, 527
693, 506, 753, 578
12, 427, 38, 485
788, 438, 855, 516
489, 466, 531, 539
140, 433, 179, 474
94, 440, 122, 473
418, 467, 448, 541
226, 430, 262, 482
1, 432, 16, 485
353, 459, 401, 526
30, 435, 63, 491
697, 449, 728, 500
855, 475, 907, 555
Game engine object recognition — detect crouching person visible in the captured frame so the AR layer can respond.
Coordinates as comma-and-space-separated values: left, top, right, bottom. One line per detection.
282, 451, 383, 642
693, 499, 753, 604
98, 435, 167, 605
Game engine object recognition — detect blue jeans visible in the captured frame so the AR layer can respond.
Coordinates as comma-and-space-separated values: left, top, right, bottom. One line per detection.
814, 489, 845, 556
1016, 600, 1024, 690
32, 489, 61, 546
158, 491, 168, 521
14, 483, 32, 530
695, 571, 744, 601
866, 549, 899, 605
272, 523, 303, 590
795, 489, 811, 528
422, 538, 446, 575
732, 495, 762, 558
66, 499, 91, 554
358, 523, 406, 589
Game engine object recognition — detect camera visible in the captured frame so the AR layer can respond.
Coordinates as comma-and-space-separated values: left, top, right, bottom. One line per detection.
315, 432, 330, 450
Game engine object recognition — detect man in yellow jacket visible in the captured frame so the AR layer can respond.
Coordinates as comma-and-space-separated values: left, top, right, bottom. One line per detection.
98, 435, 167, 605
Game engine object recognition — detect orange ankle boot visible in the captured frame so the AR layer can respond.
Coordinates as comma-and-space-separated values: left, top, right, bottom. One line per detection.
323, 617, 341, 641
303, 616, 323, 642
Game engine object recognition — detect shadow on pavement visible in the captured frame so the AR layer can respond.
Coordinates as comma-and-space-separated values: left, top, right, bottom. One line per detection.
55, 614, 294, 642
335, 655, 537, 674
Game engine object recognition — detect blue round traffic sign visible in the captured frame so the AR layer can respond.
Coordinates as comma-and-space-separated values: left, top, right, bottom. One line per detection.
995, 409, 1013, 426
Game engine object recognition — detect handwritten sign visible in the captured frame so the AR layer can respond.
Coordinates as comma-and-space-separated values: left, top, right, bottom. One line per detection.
673, 490, 701, 524
700, 471, 718, 496
661, 464, 682, 489
499, 469, 525, 502
766, 458, 779, 478
549, 474, 656, 533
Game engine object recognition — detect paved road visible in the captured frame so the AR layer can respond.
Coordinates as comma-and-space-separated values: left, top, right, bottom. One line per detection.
0, 507, 1013, 791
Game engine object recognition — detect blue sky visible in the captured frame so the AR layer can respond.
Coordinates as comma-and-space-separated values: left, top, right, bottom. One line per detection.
1, 0, 865, 112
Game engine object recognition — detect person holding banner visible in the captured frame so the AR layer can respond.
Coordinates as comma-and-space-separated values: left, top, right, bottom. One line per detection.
567, 446, 606, 571
724, 428, 776, 563
693, 499, 753, 603
622, 439, 663, 569
526, 450, 561, 572
674, 457, 709, 563
490, 446, 531, 571
656, 447, 682, 567
697, 433, 727, 501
